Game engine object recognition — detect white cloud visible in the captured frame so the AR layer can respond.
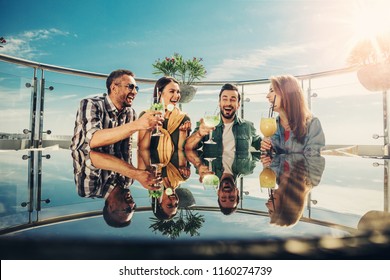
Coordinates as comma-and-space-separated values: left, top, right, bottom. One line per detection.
0, 28, 71, 59
206, 43, 311, 81
23, 28, 69, 41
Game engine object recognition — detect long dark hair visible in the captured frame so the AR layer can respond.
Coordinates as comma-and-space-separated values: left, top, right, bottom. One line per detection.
153, 76, 179, 103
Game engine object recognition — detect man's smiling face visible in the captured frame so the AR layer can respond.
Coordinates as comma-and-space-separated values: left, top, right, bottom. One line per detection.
219, 89, 240, 121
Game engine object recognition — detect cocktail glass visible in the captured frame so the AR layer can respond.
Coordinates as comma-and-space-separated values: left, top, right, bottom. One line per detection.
150, 97, 165, 137
260, 115, 277, 156
204, 110, 220, 144
203, 157, 219, 191
259, 167, 277, 196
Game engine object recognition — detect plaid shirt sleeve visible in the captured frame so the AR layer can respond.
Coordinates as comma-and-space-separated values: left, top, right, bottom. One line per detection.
71, 98, 104, 150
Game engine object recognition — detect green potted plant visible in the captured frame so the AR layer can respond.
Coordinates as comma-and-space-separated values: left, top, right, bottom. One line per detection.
347, 34, 390, 92
152, 53, 207, 103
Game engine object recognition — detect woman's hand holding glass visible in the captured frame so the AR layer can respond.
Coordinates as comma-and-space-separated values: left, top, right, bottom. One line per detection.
260, 115, 277, 156
260, 146, 273, 167
260, 138, 273, 155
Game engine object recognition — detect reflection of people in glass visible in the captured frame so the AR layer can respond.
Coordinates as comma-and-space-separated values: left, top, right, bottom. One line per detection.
72, 145, 161, 227
140, 149, 203, 239
102, 184, 135, 228
138, 149, 190, 220
263, 154, 325, 227
149, 204, 205, 240
186, 149, 258, 215
217, 154, 240, 215
151, 190, 179, 221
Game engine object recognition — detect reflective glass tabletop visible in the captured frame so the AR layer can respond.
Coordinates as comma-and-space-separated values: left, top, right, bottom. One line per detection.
1, 146, 390, 259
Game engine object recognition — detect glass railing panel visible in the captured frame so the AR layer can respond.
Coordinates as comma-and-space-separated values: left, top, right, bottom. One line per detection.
0, 150, 32, 230
308, 72, 383, 146
235, 83, 270, 125
41, 71, 106, 147
309, 155, 387, 233
0, 61, 35, 149
38, 149, 102, 219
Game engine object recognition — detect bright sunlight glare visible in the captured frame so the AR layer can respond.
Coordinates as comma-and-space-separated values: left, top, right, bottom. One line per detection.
350, 0, 390, 42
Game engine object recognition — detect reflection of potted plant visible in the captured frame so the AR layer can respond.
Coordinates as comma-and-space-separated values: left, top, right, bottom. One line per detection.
149, 208, 205, 240
152, 53, 207, 103
347, 34, 390, 91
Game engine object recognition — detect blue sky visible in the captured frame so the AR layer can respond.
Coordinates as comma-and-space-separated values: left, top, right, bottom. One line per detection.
1, 0, 390, 145
1, 0, 373, 79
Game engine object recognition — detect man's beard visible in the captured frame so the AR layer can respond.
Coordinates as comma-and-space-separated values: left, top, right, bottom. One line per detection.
219, 176, 236, 189
220, 108, 236, 120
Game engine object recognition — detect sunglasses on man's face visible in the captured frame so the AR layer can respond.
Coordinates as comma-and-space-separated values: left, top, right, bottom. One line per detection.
116, 83, 139, 92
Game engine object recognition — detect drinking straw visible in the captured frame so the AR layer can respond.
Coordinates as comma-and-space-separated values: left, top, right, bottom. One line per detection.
156, 87, 159, 103
270, 95, 276, 117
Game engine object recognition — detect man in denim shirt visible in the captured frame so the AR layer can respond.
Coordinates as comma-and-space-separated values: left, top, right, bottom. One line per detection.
184, 83, 262, 153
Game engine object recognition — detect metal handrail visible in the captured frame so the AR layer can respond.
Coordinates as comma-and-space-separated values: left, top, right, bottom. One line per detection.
0, 205, 358, 236
0, 53, 358, 86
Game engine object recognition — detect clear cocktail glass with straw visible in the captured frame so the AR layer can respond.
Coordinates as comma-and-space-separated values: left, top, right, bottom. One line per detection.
204, 108, 220, 144
150, 87, 165, 137
260, 96, 277, 157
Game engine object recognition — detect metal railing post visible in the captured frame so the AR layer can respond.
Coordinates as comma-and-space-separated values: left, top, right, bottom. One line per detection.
28, 69, 38, 148
38, 69, 46, 148
383, 90, 389, 157
241, 84, 244, 118
384, 159, 389, 212
306, 78, 312, 110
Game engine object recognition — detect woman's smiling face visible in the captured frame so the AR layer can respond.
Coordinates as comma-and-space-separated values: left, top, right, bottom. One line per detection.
160, 81, 181, 109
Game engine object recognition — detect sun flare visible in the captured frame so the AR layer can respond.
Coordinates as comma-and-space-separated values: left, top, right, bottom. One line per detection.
344, 0, 390, 65
350, 0, 390, 42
